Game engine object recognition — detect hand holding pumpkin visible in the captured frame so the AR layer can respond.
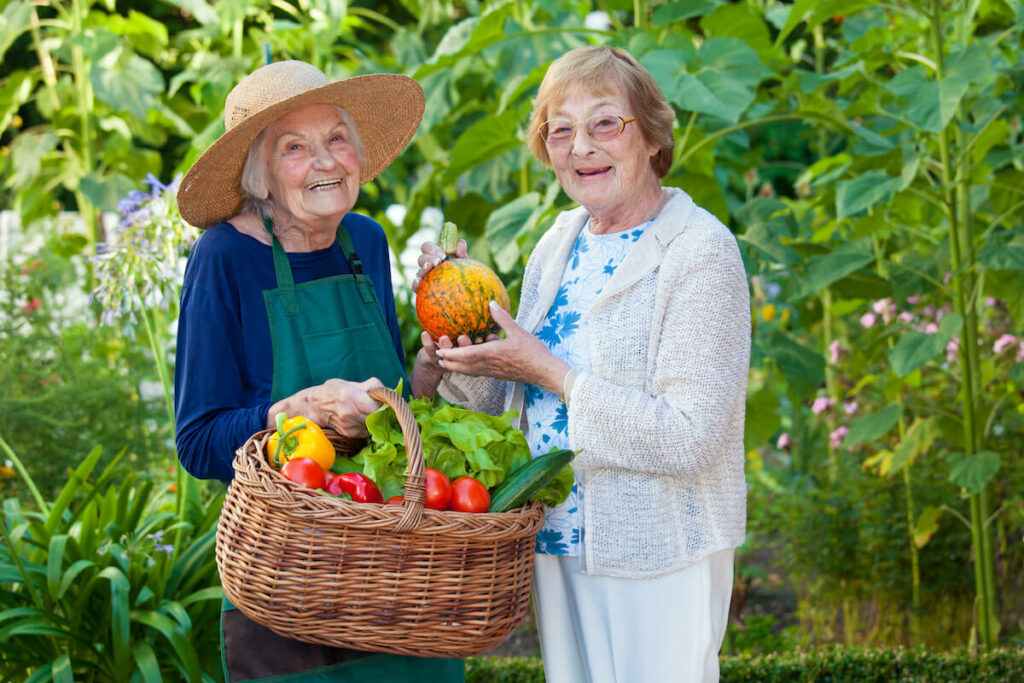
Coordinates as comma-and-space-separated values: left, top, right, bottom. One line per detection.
435, 302, 571, 396
412, 236, 468, 291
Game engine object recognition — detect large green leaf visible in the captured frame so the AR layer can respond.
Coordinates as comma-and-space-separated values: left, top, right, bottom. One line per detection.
737, 198, 801, 266
485, 192, 542, 272
887, 312, 964, 377
702, 3, 778, 64
887, 66, 969, 133
889, 417, 939, 474
745, 388, 781, 451
767, 331, 825, 396
130, 610, 202, 682
446, 109, 521, 182
835, 170, 903, 219
0, 1, 31, 65
0, 69, 34, 133
795, 238, 873, 299
843, 403, 903, 449
978, 243, 1024, 271
91, 48, 166, 121
643, 38, 769, 123
948, 451, 1000, 495
652, 0, 722, 23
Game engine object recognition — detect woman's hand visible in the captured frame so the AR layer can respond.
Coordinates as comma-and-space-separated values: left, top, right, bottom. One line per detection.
434, 302, 570, 396
268, 378, 384, 438
410, 331, 475, 398
411, 238, 468, 292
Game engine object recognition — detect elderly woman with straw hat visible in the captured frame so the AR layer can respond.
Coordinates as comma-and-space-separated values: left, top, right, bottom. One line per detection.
174, 60, 463, 682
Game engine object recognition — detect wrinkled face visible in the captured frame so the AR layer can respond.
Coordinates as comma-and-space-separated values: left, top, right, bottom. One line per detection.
545, 86, 658, 216
264, 103, 361, 228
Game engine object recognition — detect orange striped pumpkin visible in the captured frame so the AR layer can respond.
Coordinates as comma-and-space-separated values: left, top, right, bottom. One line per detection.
415, 222, 511, 343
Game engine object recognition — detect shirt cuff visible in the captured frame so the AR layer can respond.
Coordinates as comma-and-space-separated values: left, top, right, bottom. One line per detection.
561, 367, 581, 405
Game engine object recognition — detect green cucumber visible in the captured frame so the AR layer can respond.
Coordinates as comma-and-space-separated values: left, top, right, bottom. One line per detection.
489, 448, 575, 513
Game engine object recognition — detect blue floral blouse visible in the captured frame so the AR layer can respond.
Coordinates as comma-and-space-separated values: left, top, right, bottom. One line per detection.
527, 219, 650, 555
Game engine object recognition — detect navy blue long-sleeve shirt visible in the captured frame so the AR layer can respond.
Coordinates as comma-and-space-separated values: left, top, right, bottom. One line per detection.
173, 213, 405, 483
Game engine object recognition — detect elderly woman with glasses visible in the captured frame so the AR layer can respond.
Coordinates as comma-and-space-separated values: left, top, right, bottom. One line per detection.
414, 46, 751, 682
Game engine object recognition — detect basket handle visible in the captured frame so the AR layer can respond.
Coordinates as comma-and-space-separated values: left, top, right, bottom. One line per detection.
368, 386, 425, 533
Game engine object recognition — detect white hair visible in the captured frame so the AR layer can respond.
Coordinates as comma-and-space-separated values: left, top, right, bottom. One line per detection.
239, 104, 365, 219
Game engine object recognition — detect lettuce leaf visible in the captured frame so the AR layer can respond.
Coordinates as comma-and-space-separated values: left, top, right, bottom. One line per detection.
351, 397, 534, 500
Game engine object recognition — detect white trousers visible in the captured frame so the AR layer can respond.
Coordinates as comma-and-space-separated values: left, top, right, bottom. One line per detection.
532, 549, 734, 683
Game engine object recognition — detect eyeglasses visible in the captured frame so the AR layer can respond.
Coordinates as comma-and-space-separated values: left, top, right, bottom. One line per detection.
540, 114, 637, 145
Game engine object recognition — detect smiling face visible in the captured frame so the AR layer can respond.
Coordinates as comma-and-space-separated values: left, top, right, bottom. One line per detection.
263, 103, 361, 231
545, 86, 660, 226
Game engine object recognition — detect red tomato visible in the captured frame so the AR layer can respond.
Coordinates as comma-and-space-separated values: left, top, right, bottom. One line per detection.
327, 472, 384, 503
449, 476, 490, 513
280, 457, 326, 490
385, 495, 404, 506
424, 468, 452, 511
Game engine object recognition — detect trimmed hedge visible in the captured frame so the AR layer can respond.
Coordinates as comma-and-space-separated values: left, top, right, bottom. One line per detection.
465, 647, 1024, 682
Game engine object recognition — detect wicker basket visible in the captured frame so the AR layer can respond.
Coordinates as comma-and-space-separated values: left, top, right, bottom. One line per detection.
216, 387, 545, 658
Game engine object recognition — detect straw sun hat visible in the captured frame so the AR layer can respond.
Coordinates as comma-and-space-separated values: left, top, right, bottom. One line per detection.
177, 60, 424, 229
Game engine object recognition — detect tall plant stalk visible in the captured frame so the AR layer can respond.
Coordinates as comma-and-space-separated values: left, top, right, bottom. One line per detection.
872, 234, 922, 643
69, 0, 98, 257
929, 0, 998, 649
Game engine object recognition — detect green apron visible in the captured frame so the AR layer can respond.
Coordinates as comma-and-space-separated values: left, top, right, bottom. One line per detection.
220, 217, 464, 683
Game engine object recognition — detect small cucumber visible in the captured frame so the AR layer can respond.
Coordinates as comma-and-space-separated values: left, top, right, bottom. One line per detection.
489, 448, 575, 513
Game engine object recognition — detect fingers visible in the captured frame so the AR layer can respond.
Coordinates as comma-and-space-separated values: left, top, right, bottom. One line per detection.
456, 239, 468, 259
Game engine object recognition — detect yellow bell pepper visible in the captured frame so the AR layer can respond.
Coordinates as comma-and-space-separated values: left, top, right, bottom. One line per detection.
266, 413, 336, 472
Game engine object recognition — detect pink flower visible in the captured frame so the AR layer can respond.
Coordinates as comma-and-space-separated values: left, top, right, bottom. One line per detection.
843, 401, 858, 415
1017, 341, 1024, 362
899, 311, 914, 323
946, 336, 959, 363
924, 322, 938, 334
861, 312, 877, 328
829, 340, 841, 365
907, 296, 919, 305
830, 425, 849, 449
994, 334, 1017, 354
812, 397, 834, 415
985, 297, 997, 307
776, 433, 791, 450
943, 272, 951, 284
872, 299, 888, 315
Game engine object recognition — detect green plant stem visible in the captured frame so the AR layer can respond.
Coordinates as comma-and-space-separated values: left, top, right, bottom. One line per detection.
930, 0, 996, 649
70, 0, 98, 259
633, 0, 648, 29
871, 233, 921, 643
0, 433, 49, 514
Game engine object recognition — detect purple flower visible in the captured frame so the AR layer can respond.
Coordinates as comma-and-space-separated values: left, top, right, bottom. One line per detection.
994, 334, 1017, 354
830, 425, 849, 449
907, 296, 919, 305
154, 543, 174, 554
899, 311, 914, 323
946, 336, 959, 363
861, 312, 877, 328
843, 401, 858, 415
812, 397, 834, 415
147, 531, 164, 542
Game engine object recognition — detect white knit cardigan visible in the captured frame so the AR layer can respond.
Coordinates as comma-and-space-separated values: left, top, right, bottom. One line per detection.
439, 187, 750, 578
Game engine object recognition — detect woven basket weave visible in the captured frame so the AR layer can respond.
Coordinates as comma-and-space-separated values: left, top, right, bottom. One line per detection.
216, 387, 545, 658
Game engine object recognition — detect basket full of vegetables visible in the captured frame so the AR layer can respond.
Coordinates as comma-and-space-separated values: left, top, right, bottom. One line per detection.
216, 386, 574, 658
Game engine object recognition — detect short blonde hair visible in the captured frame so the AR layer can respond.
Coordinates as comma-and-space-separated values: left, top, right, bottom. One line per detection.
527, 46, 675, 178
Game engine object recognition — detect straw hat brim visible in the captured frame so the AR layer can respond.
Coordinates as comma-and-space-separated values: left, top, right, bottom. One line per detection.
177, 73, 424, 229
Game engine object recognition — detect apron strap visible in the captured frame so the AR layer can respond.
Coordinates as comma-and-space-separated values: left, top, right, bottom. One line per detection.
264, 217, 301, 316
336, 221, 378, 305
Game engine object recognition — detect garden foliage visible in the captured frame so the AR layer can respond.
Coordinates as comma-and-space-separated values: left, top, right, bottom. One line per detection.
1, 0, 1022, 677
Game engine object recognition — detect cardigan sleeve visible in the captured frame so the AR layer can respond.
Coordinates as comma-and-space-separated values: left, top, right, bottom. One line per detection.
567, 217, 751, 478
